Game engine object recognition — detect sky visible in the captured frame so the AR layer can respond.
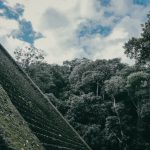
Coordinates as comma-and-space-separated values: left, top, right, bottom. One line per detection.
0, 0, 150, 64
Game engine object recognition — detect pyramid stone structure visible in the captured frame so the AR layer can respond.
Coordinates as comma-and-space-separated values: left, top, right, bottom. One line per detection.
0, 85, 44, 150
0, 44, 91, 150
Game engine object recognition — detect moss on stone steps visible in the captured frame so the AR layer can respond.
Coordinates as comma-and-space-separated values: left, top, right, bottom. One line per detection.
0, 44, 91, 150
0, 85, 45, 150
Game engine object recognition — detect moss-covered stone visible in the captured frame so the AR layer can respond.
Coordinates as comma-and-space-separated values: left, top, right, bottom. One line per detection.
0, 44, 91, 150
0, 85, 45, 150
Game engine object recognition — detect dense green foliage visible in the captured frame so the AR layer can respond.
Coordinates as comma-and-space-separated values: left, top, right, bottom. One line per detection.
124, 12, 150, 65
14, 46, 45, 71
14, 13, 150, 150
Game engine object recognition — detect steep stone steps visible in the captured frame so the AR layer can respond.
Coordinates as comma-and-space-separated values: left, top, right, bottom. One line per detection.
0, 44, 91, 150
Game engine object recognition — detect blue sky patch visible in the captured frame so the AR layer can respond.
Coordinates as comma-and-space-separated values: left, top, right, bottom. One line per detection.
0, 2, 24, 20
104, 11, 113, 17
77, 20, 112, 38
133, 0, 150, 6
12, 19, 43, 44
100, 0, 111, 6
0, 1, 42, 44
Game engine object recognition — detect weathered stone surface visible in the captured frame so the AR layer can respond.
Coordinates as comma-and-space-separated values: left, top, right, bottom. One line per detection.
0, 85, 45, 150
0, 44, 91, 150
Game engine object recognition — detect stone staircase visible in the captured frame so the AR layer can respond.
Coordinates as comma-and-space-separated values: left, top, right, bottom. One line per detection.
0, 44, 91, 150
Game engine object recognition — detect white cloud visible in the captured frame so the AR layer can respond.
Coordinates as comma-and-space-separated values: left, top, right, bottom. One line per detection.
1, 36, 29, 56
40, 8, 69, 30
109, 0, 131, 16
34, 28, 78, 64
0, 17, 18, 36
1, 0, 150, 64
0, 9, 4, 14
0, 15, 29, 57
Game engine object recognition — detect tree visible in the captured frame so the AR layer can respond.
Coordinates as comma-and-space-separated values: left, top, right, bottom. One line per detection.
27, 63, 66, 98
126, 71, 150, 150
81, 71, 105, 96
104, 76, 127, 150
124, 13, 150, 65
83, 124, 104, 150
69, 58, 125, 96
63, 58, 90, 71
14, 46, 45, 71
126, 71, 150, 114
66, 93, 111, 150
67, 93, 105, 125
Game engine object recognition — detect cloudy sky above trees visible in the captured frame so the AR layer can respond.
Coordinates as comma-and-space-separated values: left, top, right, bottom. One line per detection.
0, 0, 150, 64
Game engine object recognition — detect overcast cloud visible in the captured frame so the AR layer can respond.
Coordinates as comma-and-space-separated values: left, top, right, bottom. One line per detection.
0, 0, 150, 64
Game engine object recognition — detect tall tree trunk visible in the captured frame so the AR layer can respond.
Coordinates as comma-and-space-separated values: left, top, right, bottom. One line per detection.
148, 77, 150, 101
96, 81, 99, 97
136, 97, 142, 149
111, 95, 127, 150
